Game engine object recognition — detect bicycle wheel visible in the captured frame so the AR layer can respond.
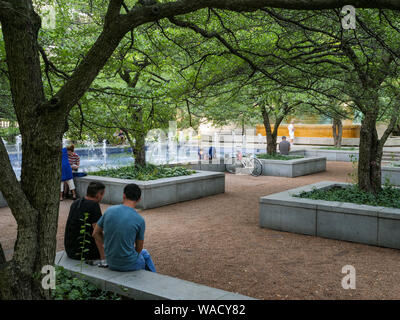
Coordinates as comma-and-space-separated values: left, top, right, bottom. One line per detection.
226, 157, 239, 174
250, 157, 263, 176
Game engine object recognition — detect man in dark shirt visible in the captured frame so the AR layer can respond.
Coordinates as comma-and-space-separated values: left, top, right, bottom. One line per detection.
279, 136, 291, 155
64, 182, 106, 261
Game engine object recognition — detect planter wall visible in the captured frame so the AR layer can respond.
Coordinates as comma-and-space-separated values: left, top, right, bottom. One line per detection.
168, 159, 226, 172
382, 166, 400, 186
259, 157, 326, 177
75, 171, 225, 210
259, 181, 400, 249
290, 149, 358, 162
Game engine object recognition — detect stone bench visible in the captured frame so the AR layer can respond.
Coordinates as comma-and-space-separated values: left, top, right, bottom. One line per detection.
55, 251, 256, 300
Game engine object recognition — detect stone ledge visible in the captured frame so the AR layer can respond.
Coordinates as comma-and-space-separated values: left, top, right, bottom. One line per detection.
290, 149, 358, 162
78, 171, 224, 189
55, 251, 256, 300
259, 181, 400, 249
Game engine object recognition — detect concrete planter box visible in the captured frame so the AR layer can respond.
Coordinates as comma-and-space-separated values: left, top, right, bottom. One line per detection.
290, 149, 358, 162
75, 171, 225, 210
259, 181, 400, 249
168, 159, 226, 172
259, 157, 326, 177
382, 166, 400, 186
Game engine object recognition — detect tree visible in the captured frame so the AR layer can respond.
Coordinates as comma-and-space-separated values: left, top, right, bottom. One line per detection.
260, 8, 400, 193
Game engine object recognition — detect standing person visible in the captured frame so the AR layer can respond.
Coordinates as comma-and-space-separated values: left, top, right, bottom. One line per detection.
278, 136, 291, 155
61, 147, 77, 201
208, 146, 216, 160
67, 144, 80, 172
93, 184, 156, 272
288, 120, 295, 146
65, 144, 80, 198
198, 148, 204, 160
64, 182, 106, 263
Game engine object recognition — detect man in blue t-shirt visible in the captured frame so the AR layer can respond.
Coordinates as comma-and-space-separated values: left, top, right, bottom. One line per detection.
93, 184, 156, 272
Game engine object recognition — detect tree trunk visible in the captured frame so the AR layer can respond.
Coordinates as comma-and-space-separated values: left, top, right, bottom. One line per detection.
133, 131, 146, 167
260, 105, 277, 155
332, 118, 343, 148
358, 111, 382, 193
266, 132, 277, 155
0, 3, 65, 299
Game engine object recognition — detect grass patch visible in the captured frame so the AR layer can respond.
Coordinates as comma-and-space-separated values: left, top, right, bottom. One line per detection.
52, 266, 122, 300
91, 163, 196, 181
257, 153, 304, 160
318, 147, 358, 150
296, 184, 400, 209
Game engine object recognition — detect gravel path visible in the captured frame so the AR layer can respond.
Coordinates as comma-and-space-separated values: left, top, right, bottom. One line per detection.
1, 161, 400, 299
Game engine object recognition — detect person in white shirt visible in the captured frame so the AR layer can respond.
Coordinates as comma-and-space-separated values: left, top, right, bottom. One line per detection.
288, 120, 295, 146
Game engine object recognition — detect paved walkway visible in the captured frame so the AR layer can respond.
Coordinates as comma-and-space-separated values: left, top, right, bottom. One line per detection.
1, 161, 400, 299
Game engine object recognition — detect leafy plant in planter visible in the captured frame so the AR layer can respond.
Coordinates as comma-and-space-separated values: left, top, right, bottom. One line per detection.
319, 147, 358, 151
91, 164, 196, 181
77, 212, 91, 272
297, 180, 400, 209
51, 266, 121, 300
257, 154, 304, 161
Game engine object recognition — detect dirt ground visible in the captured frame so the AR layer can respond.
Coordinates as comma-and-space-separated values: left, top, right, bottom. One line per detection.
1, 161, 400, 300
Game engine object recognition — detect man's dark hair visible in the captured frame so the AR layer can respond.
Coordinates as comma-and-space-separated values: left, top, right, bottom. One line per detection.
282, 136, 287, 140
86, 182, 105, 197
124, 184, 141, 201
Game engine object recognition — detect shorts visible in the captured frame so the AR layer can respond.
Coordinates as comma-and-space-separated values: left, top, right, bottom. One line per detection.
61, 179, 75, 192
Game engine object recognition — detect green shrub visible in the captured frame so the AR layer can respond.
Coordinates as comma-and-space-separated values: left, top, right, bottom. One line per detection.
91, 163, 196, 181
296, 184, 400, 209
318, 147, 358, 150
51, 266, 121, 300
257, 153, 304, 160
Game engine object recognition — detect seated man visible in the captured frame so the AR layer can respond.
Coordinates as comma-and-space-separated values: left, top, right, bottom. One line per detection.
93, 184, 156, 272
279, 136, 291, 155
64, 182, 106, 263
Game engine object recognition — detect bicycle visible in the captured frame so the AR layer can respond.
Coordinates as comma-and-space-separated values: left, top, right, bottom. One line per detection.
225, 151, 263, 176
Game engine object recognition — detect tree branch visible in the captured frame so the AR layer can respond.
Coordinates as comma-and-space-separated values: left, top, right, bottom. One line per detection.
105, 0, 124, 27
49, 0, 400, 118
0, 138, 38, 227
379, 103, 400, 150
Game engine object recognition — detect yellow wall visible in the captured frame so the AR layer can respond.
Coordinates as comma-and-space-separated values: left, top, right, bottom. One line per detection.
256, 124, 360, 138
